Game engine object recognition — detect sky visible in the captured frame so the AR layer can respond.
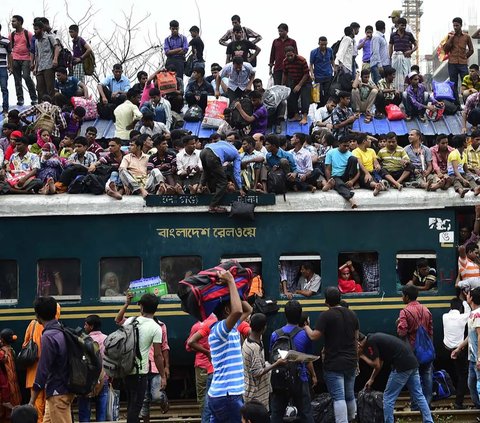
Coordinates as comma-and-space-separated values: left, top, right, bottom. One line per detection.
0, 0, 478, 103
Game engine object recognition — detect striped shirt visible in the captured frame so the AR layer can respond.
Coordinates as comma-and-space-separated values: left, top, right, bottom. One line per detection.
242, 338, 270, 410
282, 54, 310, 86
459, 256, 480, 281
208, 320, 244, 398
0, 36, 11, 68
377, 146, 409, 172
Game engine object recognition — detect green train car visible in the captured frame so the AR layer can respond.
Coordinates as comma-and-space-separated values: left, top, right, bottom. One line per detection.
0, 191, 476, 376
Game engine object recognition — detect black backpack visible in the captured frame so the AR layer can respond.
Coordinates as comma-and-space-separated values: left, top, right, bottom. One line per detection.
357, 389, 383, 423
184, 105, 204, 122
311, 393, 335, 423
269, 327, 302, 394
45, 325, 103, 396
84, 174, 106, 195
230, 97, 253, 129
267, 168, 287, 196
331, 38, 343, 60
48, 38, 73, 72
68, 175, 86, 194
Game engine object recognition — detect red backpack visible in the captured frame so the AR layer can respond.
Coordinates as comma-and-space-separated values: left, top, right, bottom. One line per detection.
177, 261, 253, 321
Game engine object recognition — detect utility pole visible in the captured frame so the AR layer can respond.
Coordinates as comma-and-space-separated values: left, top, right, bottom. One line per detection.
403, 0, 423, 65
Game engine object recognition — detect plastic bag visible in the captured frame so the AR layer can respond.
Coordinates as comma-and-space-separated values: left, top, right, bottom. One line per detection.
385, 104, 405, 121
71, 97, 98, 121
432, 80, 455, 102
202, 96, 230, 128
311, 83, 320, 103
106, 384, 120, 421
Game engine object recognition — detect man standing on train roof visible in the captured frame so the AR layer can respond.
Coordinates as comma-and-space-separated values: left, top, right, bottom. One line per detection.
219, 15, 262, 47
397, 285, 434, 407
198, 139, 245, 214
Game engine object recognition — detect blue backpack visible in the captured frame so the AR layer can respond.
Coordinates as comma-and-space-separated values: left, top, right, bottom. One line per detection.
407, 309, 435, 364
432, 370, 455, 401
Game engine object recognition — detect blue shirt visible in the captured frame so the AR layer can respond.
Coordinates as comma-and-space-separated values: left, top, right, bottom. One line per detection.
266, 148, 298, 172
370, 31, 390, 68
33, 320, 69, 397
55, 76, 80, 98
206, 141, 242, 189
164, 34, 188, 58
358, 37, 372, 63
208, 320, 244, 397
325, 148, 353, 177
101, 75, 131, 93
270, 324, 312, 382
309, 47, 333, 81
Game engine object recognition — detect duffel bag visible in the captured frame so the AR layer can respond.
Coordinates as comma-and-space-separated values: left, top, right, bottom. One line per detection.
71, 97, 98, 121
177, 260, 253, 321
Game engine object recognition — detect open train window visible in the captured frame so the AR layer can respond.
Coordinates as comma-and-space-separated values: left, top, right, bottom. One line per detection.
160, 256, 202, 299
337, 252, 379, 293
37, 259, 81, 301
221, 256, 263, 298
396, 252, 437, 292
0, 260, 18, 304
100, 257, 142, 301
279, 255, 322, 298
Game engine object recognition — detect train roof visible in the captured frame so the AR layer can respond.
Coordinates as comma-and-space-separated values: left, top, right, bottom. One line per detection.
0, 189, 479, 218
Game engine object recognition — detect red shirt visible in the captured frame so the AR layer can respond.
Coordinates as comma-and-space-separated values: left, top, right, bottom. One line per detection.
397, 301, 433, 347
269, 37, 298, 72
282, 54, 311, 86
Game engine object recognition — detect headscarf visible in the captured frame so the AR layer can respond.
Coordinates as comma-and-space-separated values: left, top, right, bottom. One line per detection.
36, 129, 52, 149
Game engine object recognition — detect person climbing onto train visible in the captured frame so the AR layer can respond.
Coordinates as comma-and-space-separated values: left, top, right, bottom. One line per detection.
456, 242, 480, 291
397, 285, 434, 407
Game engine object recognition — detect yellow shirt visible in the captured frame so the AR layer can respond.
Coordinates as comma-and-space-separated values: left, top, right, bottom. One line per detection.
467, 144, 480, 170
114, 100, 143, 140
352, 147, 377, 172
447, 149, 467, 176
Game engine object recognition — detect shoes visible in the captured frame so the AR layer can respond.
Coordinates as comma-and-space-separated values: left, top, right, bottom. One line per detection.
16, 101, 24, 106
31, 100, 38, 105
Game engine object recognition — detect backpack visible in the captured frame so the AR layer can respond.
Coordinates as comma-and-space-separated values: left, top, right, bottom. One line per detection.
48, 37, 73, 72
406, 309, 435, 365
83, 173, 106, 195
267, 168, 287, 196
32, 105, 56, 134
177, 261, 253, 321
45, 325, 102, 396
432, 370, 455, 401
357, 389, 384, 423
230, 97, 253, 129
68, 175, 86, 194
184, 105, 204, 122
184, 53, 194, 77
311, 393, 335, 423
331, 38, 343, 60
83, 52, 96, 76
103, 317, 142, 379
11, 30, 30, 50
269, 327, 303, 394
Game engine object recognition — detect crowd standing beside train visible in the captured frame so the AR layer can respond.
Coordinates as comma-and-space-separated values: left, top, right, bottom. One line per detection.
1, 13, 480, 210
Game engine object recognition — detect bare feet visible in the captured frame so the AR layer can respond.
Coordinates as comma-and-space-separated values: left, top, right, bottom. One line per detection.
139, 188, 149, 198
299, 117, 308, 125
395, 183, 403, 191
106, 181, 122, 200
174, 183, 184, 195
349, 198, 358, 209
39, 183, 49, 195
310, 185, 317, 193
459, 189, 469, 198
373, 183, 382, 196
322, 178, 335, 192
47, 177, 56, 194
475, 186, 480, 196
157, 183, 167, 195
288, 114, 301, 122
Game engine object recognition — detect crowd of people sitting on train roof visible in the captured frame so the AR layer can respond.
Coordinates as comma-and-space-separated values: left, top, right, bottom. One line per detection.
1, 13, 480, 211
3, 208, 480, 423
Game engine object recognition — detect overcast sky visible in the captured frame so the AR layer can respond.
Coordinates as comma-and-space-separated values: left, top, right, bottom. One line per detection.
0, 0, 478, 102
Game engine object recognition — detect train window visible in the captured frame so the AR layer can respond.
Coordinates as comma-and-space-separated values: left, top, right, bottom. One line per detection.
100, 257, 142, 301
337, 252, 380, 293
37, 259, 81, 301
279, 255, 322, 297
396, 252, 437, 292
221, 256, 263, 298
0, 260, 18, 304
160, 256, 202, 299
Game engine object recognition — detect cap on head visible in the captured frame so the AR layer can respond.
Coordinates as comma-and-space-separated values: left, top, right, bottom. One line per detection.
389, 10, 402, 18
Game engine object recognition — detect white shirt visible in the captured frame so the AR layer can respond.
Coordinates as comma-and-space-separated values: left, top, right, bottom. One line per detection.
140, 122, 170, 137
176, 149, 202, 176
312, 105, 333, 126
335, 36, 354, 72
443, 309, 469, 349
298, 273, 321, 293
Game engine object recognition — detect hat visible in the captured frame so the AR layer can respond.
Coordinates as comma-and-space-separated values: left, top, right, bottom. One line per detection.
389, 10, 402, 18
407, 71, 418, 79
11, 130, 23, 138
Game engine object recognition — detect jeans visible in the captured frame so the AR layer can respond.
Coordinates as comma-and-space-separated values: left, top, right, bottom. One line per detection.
323, 368, 357, 423
140, 374, 166, 417
270, 380, 314, 423
370, 65, 382, 85
448, 63, 469, 104
383, 368, 433, 423
12, 59, 38, 103
468, 360, 480, 408
0, 67, 8, 112
418, 362, 433, 405
208, 394, 243, 423
202, 373, 213, 423
124, 374, 148, 423
77, 379, 109, 422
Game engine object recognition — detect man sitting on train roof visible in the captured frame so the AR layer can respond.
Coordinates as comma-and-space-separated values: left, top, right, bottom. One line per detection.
429, 134, 454, 191
377, 132, 412, 189
404, 129, 438, 190
466, 130, 480, 178
406, 258, 437, 291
